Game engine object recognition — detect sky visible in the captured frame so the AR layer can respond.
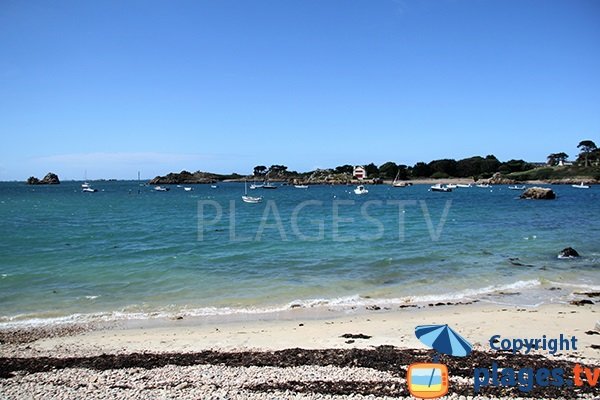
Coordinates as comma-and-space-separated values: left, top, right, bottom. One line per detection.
1, 0, 599, 180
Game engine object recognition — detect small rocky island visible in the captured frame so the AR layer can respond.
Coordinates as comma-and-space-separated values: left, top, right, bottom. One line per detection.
520, 187, 556, 200
149, 170, 220, 185
26, 173, 60, 185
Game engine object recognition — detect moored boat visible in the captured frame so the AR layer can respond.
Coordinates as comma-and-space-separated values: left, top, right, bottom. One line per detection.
572, 182, 590, 189
430, 184, 452, 192
354, 185, 368, 195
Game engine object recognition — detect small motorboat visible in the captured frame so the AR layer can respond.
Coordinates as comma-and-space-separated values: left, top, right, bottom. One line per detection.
263, 182, 277, 189
572, 182, 590, 189
508, 185, 526, 190
354, 185, 368, 195
294, 185, 309, 189
82, 187, 97, 193
456, 184, 472, 188
184, 187, 193, 191
476, 183, 491, 188
242, 195, 263, 203
154, 186, 170, 192
210, 185, 218, 189
430, 184, 452, 192
446, 184, 457, 189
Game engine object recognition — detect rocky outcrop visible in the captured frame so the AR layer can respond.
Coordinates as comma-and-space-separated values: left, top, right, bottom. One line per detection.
558, 247, 580, 259
27, 173, 60, 185
149, 170, 219, 184
487, 172, 516, 185
520, 187, 556, 200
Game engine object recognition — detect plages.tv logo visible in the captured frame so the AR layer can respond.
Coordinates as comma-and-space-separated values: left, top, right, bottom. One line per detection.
407, 324, 473, 399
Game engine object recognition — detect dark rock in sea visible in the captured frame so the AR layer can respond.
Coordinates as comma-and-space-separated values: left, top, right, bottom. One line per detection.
365, 305, 381, 311
398, 304, 417, 309
149, 170, 219, 184
520, 187, 556, 200
574, 291, 600, 297
570, 299, 594, 306
26, 172, 60, 185
558, 247, 580, 259
585, 330, 600, 335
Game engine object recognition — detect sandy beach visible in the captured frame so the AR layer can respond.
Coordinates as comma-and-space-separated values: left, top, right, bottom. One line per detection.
1, 300, 598, 399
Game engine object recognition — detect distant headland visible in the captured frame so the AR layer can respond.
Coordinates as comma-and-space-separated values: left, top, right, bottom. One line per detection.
26, 139, 599, 185
148, 140, 599, 185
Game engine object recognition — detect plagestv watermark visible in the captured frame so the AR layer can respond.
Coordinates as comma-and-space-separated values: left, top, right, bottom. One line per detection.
196, 199, 452, 241
475, 334, 598, 393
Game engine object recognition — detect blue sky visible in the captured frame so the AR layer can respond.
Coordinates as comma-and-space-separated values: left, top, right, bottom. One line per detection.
1, 0, 599, 180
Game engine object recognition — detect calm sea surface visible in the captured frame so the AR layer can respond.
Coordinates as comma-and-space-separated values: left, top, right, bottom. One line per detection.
0, 181, 598, 326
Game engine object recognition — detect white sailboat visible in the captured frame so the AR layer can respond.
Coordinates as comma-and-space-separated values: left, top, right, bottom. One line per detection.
572, 182, 590, 189
242, 181, 263, 203
392, 171, 410, 187
81, 171, 97, 192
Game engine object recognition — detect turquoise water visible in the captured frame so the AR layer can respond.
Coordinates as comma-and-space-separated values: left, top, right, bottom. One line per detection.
0, 181, 599, 326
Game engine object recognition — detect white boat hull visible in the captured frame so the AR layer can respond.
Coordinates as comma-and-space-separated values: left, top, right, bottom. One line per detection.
242, 195, 263, 203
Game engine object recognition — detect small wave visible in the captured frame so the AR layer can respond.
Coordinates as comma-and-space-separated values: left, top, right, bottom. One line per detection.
84, 295, 100, 300
0, 279, 546, 329
546, 281, 600, 291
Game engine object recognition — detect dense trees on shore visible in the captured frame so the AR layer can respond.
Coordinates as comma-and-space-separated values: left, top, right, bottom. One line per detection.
248, 139, 597, 180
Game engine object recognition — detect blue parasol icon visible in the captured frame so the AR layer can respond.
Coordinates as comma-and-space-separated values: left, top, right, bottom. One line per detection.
415, 324, 473, 357
414, 324, 473, 389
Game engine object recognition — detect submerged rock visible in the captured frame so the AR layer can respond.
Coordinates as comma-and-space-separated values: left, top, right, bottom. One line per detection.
558, 247, 580, 259
520, 187, 555, 200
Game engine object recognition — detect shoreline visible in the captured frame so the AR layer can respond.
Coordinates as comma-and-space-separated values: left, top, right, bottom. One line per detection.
2, 301, 598, 360
1, 301, 598, 399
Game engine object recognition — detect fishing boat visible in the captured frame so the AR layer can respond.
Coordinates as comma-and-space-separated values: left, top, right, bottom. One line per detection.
154, 186, 170, 192
430, 184, 452, 192
242, 181, 262, 203
354, 185, 368, 195
572, 182, 590, 189
508, 185, 526, 190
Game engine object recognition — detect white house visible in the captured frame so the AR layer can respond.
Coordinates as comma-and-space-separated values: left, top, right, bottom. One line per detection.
353, 166, 367, 180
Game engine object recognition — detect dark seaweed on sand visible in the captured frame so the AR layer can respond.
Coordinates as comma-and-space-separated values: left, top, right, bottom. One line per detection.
1, 347, 597, 398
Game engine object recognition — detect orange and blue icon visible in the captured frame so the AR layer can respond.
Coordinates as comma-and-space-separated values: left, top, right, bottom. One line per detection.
407, 362, 449, 399
408, 324, 473, 398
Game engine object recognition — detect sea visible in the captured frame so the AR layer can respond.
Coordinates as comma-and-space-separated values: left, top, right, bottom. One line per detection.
0, 181, 599, 327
